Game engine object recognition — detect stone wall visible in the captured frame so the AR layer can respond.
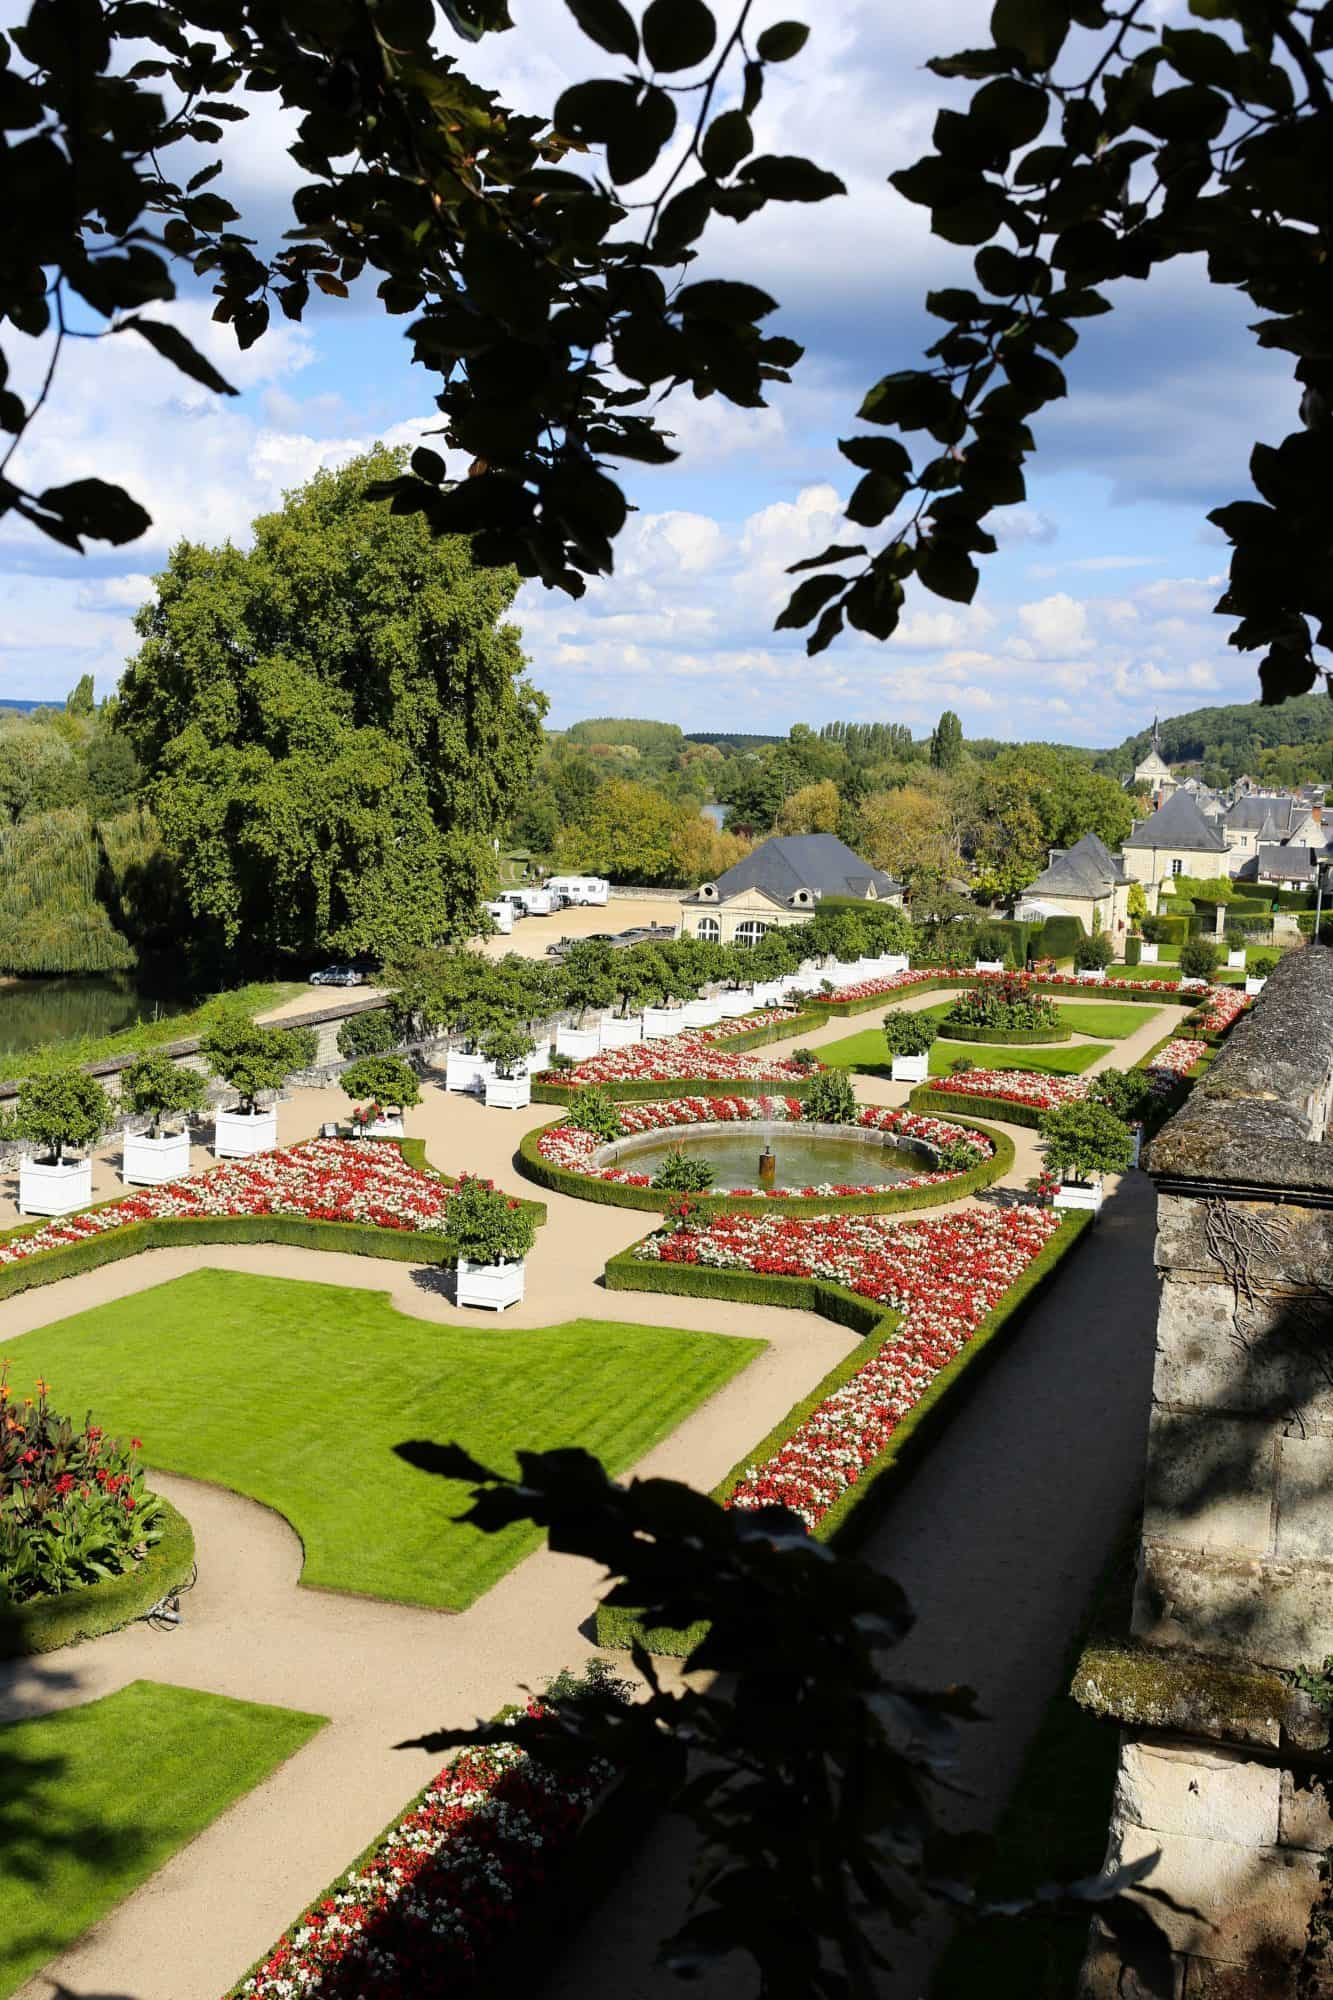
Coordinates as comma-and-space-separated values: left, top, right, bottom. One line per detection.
1079, 946, 1333, 1998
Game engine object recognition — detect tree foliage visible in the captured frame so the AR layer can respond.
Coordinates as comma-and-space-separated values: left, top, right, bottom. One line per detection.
199, 1008, 316, 1112
16, 1065, 111, 1161
340, 1054, 421, 1112
120, 1049, 208, 1134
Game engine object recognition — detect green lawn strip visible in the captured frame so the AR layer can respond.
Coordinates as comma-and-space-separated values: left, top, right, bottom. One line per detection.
0, 981, 308, 1070
918, 999, 1154, 1041
816, 1026, 1108, 1079
0, 1679, 325, 2000
928, 1516, 1138, 2000
598, 1213, 1091, 1653
4, 1270, 763, 1610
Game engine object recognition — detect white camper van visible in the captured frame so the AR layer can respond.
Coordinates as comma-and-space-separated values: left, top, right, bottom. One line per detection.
483, 899, 514, 934
547, 875, 610, 907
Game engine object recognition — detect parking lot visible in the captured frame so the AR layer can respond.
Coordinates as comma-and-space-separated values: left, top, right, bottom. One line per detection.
471, 895, 680, 961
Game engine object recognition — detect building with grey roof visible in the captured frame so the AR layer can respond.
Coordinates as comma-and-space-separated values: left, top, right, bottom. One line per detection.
1015, 832, 1132, 937
1122, 791, 1229, 898
678, 833, 904, 946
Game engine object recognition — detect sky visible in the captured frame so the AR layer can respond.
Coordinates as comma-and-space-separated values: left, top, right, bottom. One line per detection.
0, 0, 1300, 745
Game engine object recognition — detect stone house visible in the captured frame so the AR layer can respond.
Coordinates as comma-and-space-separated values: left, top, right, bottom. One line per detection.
1015, 832, 1132, 937
678, 833, 903, 945
1121, 790, 1231, 900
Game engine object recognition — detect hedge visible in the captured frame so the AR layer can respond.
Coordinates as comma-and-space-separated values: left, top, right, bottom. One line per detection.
1033, 914, 1085, 961
531, 1008, 832, 1102
597, 1210, 1092, 1652
936, 1019, 1072, 1045
908, 1084, 1047, 1132
0, 1495, 194, 1657
516, 1115, 1014, 1219
1123, 935, 1142, 966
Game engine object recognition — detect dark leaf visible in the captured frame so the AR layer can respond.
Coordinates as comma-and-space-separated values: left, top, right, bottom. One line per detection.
926, 47, 1015, 79
610, 83, 676, 184
786, 541, 868, 573
918, 540, 979, 602
118, 317, 238, 396
756, 21, 809, 61
844, 570, 904, 639
776, 573, 847, 627
411, 445, 446, 483
563, 0, 639, 60
37, 477, 151, 546
990, 0, 1071, 69
738, 155, 845, 202
642, 0, 716, 72
806, 600, 846, 653
838, 436, 913, 474
971, 76, 1050, 146
676, 279, 778, 322
845, 470, 908, 526
700, 109, 753, 179
654, 179, 713, 254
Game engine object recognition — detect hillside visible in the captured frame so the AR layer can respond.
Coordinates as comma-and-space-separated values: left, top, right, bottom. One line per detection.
1099, 691, 1333, 780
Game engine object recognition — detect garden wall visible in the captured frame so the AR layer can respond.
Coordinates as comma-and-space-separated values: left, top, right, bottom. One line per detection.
1078, 948, 1333, 1998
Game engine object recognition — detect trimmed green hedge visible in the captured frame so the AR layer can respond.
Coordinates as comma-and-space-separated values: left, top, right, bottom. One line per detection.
1033, 914, 1084, 961
908, 1084, 1047, 1131
597, 1210, 1092, 1652
0, 1496, 194, 1656
937, 1019, 1072, 1045
1123, 935, 1142, 966
516, 1115, 1014, 1218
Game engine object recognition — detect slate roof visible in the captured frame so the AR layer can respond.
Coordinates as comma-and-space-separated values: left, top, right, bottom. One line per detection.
1225, 795, 1302, 835
687, 833, 903, 904
1123, 790, 1229, 854
1254, 842, 1333, 885
1022, 832, 1127, 899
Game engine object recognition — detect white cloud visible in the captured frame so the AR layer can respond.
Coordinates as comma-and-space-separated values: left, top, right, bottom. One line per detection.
1016, 593, 1095, 656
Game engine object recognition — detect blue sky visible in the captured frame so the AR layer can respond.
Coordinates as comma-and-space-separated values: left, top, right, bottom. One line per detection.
0, 0, 1298, 744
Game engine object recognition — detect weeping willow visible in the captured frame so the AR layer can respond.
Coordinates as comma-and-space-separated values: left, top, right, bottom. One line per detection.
0, 808, 143, 975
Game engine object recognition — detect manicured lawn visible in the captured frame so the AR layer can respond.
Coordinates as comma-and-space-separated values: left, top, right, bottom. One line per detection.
819, 1029, 1110, 1079
0, 1680, 324, 1999
919, 1000, 1160, 1041
4, 1270, 763, 1609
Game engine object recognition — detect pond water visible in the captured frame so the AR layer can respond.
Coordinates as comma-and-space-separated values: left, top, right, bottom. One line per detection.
0, 975, 201, 1060
607, 1126, 933, 1191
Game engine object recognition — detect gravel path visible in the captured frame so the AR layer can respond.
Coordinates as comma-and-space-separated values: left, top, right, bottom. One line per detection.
0, 984, 1182, 1999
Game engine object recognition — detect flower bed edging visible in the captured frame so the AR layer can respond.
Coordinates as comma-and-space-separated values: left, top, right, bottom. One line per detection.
0, 1495, 194, 1657
908, 1085, 1047, 1131
531, 1007, 831, 1103
936, 1020, 1074, 1045
597, 1209, 1091, 1654
517, 1111, 1013, 1217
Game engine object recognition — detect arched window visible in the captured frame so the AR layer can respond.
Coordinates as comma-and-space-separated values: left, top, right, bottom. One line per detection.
696, 915, 721, 941
735, 919, 769, 948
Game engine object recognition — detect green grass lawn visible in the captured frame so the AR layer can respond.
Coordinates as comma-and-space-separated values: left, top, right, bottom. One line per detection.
819, 1028, 1111, 1080
919, 999, 1159, 1041
0, 1680, 324, 2000
5, 1270, 763, 1609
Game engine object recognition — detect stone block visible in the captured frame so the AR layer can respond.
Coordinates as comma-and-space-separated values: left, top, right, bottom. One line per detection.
1106, 1823, 1320, 1961
1279, 1769, 1333, 1852
1276, 1433, 1333, 1561
1115, 1738, 1280, 1847
1156, 1195, 1333, 1293
1182, 1954, 1302, 1999
1134, 1544, 1333, 1668
1142, 1413, 1276, 1555
1155, 1283, 1333, 1425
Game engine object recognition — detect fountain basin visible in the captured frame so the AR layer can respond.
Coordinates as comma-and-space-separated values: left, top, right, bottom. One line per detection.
593, 1120, 937, 1194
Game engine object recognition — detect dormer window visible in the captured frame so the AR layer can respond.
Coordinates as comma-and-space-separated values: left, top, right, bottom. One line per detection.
789, 888, 813, 906
698, 882, 718, 900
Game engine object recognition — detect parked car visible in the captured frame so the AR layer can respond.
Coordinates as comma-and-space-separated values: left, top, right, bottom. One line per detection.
309, 965, 364, 987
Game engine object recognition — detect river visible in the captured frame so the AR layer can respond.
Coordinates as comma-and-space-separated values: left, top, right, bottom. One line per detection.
0, 974, 201, 1061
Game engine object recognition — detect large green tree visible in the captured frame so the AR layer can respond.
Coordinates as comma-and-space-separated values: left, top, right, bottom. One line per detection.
118, 449, 545, 967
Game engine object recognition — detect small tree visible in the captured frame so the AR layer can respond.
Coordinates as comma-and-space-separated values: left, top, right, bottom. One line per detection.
480, 1023, 535, 1079
200, 1010, 316, 1114
337, 1009, 398, 1060
1073, 933, 1115, 972
1249, 949, 1280, 977
1179, 936, 1221, 983
565, 1086, 623, 1141
802, 1069, 857, 1125
1039, 1101, 1134, 1187
446, 1175, 536, 1268
340, 1055, 421, 1114
650, 1148, 716, 1194
120, 1051, 208, 1137
559, 939, 618, 1025
1127, 883, 1148, 930
18, 1066, 112, 1163
1088, 1069, 1156, 1126
1140, 915, 1167, 945
882, 1011, 938, 1058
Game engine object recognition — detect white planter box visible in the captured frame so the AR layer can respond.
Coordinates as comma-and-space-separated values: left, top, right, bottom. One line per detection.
890, 1052, 930, 1084
456, 1256, 526, 1311
19, 1155, 93, 1217
485, 1072, 532, 1110
750, 981, 784, 1008
445, 1051, 488, 1093
122, 1127, 191, 1187
1227, 948, 1247, 970
720, 989, 755, 1018
1179, 977, 1208, 993
1054, 1177, 1104, 1214
1076, 968, 1108, 985
355, 1115, 404, 1139
1245, 976, 1267, 997
975, 959, 1004, 975
682, 997, 723, 1028
643, 1006, 687, 1039
215, 1106, 278, 1159
556, 1025, 602, 1061
1138, 942, 1159, 964
522, 1041, 552, 1075
598, 1015, 642, 1049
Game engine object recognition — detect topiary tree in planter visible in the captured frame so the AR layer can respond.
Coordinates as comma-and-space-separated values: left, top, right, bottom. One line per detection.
1127, 882, 1148, 931
336, 1008, 398, 1060
341, 1054, 421, 1114
120, 1051, 208, 1136
481, 1022, 535, 1079
650, 1148, 716, 1193
1140, 915, 1167, 945
801, 1068, 857, 1124
882, 1011, 938, 1058
17, 1065, 112, 1163
566, 1085, 623, 1141
199, 1010, 317, 1114
1073, 932, 1115, 972
1179, 935, 1221, 982
446, 1174, 536, 1268
1087, 1068, 1156, 1125
559, 939, 618, 1025
1039, 1100, 1134, 1187
1248, 949, 1280, 977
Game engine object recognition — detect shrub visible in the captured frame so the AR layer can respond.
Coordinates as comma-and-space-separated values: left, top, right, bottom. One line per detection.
971, 921, 1015, 966
1039, 1100, 1135, 1184
950, 1057, 976, 1074
1073, 933, 1114, 971
200, 1009, 317, 1112
566, 1085, 624, 1140
1179, 935, 1221, 982
935, 1136, 981, 1174
1124, 935, 1142, 966
790, 1047, 820, 1072
1088, 1067, 1155, 1123
16, 1064, 112, 1162
340, 1055, 421, 1113
801, 1069, 858, 1124
1127, 882, 1148, 926
481, 1021, 535, 1077
447, 1174, 537, 1266
336, 1009, 397, 1060
1248, 949, 1280, 976
883, 1010, 938, 1057
942, 976, 1061, 1033
1139, 914, 1167, 944
1034, 914, 1085, 961
0, 1360, 163, 1605
120, 1050, 208, 1135
650, 1148, 716, 1193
